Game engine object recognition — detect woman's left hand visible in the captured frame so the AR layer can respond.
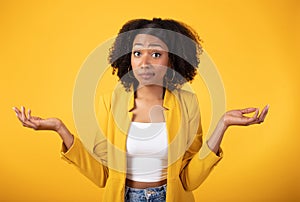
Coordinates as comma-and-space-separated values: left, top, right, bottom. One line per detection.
207, 105, 270, 153
223, 104, 270, 128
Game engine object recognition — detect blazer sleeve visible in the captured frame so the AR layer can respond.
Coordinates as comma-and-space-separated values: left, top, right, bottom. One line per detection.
179, 93, 223, 191
61, 136, 109, 188
60, 94, 110, 188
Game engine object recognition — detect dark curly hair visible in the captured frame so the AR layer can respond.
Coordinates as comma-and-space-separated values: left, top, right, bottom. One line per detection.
108, 18, 203, 91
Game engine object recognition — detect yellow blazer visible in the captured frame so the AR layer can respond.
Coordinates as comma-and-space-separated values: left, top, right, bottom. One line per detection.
61, 84, 222, 202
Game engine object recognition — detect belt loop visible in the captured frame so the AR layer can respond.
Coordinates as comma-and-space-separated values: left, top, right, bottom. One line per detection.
124, 186, 129, 199
163, 184, 167, 192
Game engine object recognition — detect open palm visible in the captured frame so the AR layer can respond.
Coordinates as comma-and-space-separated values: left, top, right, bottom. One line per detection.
13, 106, 61, 131
223, 105, 269, 127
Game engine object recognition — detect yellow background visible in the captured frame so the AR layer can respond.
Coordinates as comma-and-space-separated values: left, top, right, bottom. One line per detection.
1, 0, 299, 201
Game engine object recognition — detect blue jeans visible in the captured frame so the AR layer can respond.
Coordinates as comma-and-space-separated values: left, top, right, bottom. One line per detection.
125, 184, 167, 202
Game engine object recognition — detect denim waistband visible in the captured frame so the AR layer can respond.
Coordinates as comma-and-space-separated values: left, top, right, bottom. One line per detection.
125, 184, 167, 202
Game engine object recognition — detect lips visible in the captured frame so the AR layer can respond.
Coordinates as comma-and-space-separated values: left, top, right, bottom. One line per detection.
138, 72, 155, 80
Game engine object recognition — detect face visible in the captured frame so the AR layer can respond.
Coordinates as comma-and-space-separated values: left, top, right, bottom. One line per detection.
131, 34, 170, 87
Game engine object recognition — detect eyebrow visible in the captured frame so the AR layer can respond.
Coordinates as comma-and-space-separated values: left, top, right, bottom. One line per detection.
133, 43, 164, 49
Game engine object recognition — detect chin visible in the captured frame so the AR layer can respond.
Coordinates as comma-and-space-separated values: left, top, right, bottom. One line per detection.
137, 79, 164, 87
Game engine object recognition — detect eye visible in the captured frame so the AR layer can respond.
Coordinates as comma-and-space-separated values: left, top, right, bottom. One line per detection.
133, 51, 141, 57
152, 52, 161, 58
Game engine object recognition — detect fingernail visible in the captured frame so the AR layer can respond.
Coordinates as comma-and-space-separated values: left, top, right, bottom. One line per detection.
12, 107, 15, 110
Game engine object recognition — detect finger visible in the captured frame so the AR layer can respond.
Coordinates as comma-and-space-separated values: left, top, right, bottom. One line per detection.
21, 109, 39, 129
12, 107, 22, 117
21, 106, 27, 122
13, 107, 26, 123
253, 108, 259, 118
241, 108, 257, 114
28, 109, 31, 119
16, 114, 25, 124
249, 106, 269, 125
246, 108, 259, 121
258, 104, 270, 123
240, 108, 259, 125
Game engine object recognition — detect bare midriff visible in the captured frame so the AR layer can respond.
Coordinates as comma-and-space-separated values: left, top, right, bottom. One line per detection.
125, 178, 167, 189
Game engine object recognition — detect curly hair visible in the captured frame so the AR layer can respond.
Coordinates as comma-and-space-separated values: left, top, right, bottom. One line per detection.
108, 18, 203, 91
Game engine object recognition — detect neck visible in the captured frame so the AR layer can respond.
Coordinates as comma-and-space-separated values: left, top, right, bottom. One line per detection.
135, 85, 164, 100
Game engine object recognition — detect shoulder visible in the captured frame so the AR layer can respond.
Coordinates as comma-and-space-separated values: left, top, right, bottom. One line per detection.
171, 87, 200, 118
172, 87, 198, 104
95, 82, 132, 108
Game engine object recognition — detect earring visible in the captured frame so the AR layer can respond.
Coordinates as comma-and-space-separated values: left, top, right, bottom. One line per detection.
168, 69, 175, 82
128, 67, 135, 79
165, 69, 175, 88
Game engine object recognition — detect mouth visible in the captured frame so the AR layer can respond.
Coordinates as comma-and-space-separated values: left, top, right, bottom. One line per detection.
138, 72, 155, 80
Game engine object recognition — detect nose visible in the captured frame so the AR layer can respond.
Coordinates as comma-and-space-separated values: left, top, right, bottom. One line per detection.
140, 53, 150, 69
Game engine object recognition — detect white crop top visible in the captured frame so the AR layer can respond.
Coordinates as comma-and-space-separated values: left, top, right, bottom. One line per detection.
126, 122, 168, 182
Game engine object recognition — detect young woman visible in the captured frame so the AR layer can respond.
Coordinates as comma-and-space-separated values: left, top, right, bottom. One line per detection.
13, 18, 269, 202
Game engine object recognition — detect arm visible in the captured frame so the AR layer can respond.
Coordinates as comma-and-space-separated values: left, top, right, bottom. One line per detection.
179, 95, 269, 191
13, 106, 74, 148
207, 105, 270, 154
179, 95, 223, 191
12, 106, 109, 187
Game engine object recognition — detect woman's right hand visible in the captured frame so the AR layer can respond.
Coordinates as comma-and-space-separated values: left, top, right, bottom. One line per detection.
13, 106, 62, 132
13, 106, 74, 149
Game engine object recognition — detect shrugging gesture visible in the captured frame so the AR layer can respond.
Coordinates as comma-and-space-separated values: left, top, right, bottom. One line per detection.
13, 106, 74, 149
207, 104, 269, 154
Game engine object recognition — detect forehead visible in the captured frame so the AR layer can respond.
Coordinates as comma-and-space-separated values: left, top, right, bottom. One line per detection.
132, 34, 169, 51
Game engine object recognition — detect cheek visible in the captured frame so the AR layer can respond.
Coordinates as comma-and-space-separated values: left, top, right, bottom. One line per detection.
131, 57, 140, 69
162, 69, 168, 77
155, 67, 168, 79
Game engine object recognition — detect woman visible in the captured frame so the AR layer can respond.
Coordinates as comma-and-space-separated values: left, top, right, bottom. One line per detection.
13, 18, 269, 202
